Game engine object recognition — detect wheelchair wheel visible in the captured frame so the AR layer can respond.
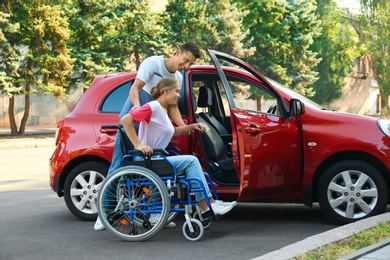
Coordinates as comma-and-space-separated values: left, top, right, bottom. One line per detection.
182, 219, 204, 241
97, 165, 170, 241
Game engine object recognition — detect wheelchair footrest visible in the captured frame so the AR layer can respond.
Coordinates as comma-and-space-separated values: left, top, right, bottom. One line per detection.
202, 208, 216, 222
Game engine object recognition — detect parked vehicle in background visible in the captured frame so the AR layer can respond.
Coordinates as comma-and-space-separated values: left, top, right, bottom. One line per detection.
50, 50, 390, 224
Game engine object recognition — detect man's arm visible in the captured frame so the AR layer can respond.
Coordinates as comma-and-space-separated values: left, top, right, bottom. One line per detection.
129, 78, 146, 109
168, 104, 186, 127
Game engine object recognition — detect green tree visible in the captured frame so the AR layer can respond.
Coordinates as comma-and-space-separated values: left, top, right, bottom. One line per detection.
101, 0, 169, 70
164, 0, 254, 63
0, 11, 21, 100
358, 0, 390, 114
64, 1, 117, 89
237, 0, 321, 96
309, 0, 360, 104
286, 0, 321, 96
0, 2, 74, 135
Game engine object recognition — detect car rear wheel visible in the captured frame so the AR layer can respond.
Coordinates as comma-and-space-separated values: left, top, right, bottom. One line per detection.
64, 162, 108, 221
317, 160, 388, 225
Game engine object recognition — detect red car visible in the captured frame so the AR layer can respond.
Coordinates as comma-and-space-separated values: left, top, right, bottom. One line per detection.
50, 50, 390, 224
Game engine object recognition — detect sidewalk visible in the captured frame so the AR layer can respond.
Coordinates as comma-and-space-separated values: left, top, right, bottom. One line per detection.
254, 211, 390, 260
1, 125, 390, 260
0, 125, 56, 150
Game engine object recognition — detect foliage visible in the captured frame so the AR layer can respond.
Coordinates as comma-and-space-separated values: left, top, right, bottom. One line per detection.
164, 0, 254, 63
237, 0, 321, 96
63, 1, 117, 89
295, 221, 390, 260
0, 11, 21, 97
101, 0, 168, 70
0, 2, 74, 135
357, 0, 390, 112
309, 0, 361, 104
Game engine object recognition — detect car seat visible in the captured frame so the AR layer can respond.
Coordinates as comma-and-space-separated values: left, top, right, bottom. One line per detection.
193, 90, 239, 185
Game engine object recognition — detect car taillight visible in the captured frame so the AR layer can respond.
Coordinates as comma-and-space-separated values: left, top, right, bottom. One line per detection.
55, 119, 64, 146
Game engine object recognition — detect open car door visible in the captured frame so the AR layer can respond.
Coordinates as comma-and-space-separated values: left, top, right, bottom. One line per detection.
208, 50, 304, 202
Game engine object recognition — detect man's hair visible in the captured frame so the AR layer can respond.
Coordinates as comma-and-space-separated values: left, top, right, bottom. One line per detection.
180, 42, 201, 59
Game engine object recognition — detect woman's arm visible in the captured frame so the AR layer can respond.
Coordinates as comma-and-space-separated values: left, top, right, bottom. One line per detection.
173, 123, 206, 137
121, 114, 153, 156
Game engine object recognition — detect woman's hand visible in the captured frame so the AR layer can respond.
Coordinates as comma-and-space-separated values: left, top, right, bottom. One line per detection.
135, 144, 154, 156
174, 123, 207, 136
191, 122, 206, 132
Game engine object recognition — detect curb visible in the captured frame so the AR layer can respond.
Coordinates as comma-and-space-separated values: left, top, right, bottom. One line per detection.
253, 211, 390, 260
339, 237, 390, 260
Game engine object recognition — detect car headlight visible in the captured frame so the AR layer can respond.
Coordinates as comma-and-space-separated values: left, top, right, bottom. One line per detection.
378, 119, 390, 137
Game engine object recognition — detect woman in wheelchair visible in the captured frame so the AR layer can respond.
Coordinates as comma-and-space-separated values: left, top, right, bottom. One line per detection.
121, 76, 236, 216
95, 76, 236, 241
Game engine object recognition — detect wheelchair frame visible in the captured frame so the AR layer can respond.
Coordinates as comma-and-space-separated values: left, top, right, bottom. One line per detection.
97, 125, 218, 241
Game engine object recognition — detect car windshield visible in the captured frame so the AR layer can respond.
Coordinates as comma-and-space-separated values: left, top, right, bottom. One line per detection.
266, 77, 326, 110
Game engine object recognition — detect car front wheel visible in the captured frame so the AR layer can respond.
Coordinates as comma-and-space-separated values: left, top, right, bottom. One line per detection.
317, 160, 388, 225
64, 162, 108, 221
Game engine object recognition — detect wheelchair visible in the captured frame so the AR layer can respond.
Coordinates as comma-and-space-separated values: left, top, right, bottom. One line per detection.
97, 125, 218, 242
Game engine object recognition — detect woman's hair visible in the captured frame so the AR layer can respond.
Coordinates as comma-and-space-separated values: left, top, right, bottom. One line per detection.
150, 76, 180, 99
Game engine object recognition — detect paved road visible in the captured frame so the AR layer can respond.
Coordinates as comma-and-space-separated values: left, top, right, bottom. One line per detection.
0, 147, 338, 260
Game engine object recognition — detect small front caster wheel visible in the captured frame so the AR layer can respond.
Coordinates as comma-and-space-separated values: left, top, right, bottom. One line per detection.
182, 219, 204, 241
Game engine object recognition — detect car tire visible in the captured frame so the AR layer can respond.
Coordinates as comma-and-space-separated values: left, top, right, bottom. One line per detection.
317, 160, 388, 225
64, 161, 108, 221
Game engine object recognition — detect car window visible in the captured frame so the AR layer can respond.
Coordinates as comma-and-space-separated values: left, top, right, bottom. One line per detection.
100, 81, 132, 113
217, 77, 279, 115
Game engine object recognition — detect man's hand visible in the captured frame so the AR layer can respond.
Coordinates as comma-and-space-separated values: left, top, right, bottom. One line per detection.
130, 105, 140, 111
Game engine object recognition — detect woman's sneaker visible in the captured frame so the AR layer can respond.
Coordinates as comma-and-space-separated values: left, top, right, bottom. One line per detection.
214, 200, 237, 207
210, 202, 234, 215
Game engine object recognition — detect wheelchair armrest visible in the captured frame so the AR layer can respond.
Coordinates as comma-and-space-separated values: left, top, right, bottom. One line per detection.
126, 149, 170, 157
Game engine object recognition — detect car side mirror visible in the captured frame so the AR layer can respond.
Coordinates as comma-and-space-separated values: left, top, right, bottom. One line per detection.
290, 99, 305, 116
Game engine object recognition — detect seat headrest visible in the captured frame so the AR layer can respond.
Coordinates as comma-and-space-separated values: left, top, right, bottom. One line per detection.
197, 86, 212, 108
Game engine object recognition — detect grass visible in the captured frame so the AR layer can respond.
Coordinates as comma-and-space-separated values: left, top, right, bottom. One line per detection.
294, 221, 390, 260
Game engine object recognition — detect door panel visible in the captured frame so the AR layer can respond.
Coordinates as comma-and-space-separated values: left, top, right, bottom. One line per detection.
208, 50, 304, 202
231, 109, 302, 201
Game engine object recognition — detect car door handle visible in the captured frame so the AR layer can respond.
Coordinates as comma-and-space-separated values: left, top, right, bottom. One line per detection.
245, 124, 261, 134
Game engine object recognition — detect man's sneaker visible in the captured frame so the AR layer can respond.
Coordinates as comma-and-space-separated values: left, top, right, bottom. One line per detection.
164, 221, 176, 228
149, 214, 176, 228
214, 200, 237, 207
94, 217, 105, 231
210, 202, 234, 215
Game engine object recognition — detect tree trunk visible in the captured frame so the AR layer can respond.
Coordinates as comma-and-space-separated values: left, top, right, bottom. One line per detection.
19, 83, 31, 136
134, 45, 141, 70
8, 96, 18, 136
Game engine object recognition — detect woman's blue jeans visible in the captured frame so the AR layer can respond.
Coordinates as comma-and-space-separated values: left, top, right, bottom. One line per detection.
134, 154, 212, 202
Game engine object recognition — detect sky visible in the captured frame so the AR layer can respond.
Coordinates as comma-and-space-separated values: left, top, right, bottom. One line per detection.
335, 0, 361, 13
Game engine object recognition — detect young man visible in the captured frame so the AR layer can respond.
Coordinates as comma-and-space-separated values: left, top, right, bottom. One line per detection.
95, 42, 203, 231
